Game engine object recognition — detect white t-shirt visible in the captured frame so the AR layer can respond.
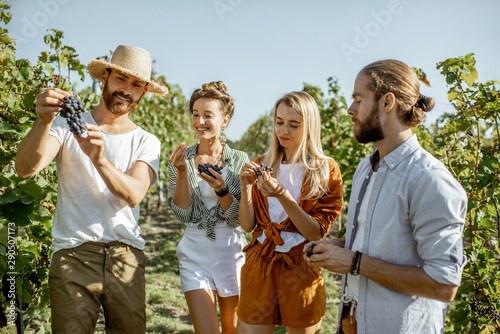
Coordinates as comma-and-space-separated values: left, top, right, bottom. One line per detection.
198, 167, 228, 210
49, 111, 160, 254
346, 171, 377, 298
257, 162, 307, 252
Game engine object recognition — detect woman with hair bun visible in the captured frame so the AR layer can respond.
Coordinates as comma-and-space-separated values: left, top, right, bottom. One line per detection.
167, 81, 249, 333
237, 91, 343, 333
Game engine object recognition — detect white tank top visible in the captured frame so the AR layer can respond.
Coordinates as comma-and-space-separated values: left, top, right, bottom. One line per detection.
257, 162, 307, 252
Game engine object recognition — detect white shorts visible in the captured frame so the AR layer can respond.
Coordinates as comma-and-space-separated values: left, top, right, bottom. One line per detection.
177, 224, 247, 297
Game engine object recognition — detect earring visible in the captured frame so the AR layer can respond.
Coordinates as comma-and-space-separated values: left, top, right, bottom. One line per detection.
219, 127, 227, 147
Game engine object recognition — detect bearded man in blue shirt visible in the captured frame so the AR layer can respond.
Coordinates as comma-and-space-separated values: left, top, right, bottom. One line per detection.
305, 59, 467, 334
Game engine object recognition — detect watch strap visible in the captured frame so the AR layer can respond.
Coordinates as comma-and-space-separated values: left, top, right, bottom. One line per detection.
215, 187, 229, 197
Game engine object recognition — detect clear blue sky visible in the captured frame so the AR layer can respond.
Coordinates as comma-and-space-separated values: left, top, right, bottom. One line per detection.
7, 0, 500, 141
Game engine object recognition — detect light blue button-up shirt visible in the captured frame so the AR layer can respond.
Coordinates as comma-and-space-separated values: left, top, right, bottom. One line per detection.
338, 135, 467, 334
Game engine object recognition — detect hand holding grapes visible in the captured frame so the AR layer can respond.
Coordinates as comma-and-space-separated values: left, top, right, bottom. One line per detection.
239, 161, 259, 188
74, 123, 105, 163
198, 165, 227, 193
302, 240, 354, 274
256, 170, 286, 198
35, 88, 73, 123
169, 143, 188, 172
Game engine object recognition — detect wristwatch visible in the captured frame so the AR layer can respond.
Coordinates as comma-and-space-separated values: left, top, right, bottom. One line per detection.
215, 187, 229, 197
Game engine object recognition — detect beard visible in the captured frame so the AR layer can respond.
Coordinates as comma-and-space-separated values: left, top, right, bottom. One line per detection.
102, 80, 141, 116
353, 103, 385, 144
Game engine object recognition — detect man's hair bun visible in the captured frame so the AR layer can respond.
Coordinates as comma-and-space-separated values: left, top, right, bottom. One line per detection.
415, 94, 435, 112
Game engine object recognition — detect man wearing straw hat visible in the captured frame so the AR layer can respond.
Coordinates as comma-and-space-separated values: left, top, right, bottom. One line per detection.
15, 45, 168, 333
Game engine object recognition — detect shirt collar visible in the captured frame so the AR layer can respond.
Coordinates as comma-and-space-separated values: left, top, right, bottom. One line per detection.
221, 144, 233, 164
186, 144, 198, 159
370, 134, 421, 170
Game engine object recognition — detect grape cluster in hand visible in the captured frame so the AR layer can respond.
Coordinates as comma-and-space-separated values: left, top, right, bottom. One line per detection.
60, 96, 88, 137
253, 163, 273, 177
306, 243, 316, 257
198, 163, 223, 179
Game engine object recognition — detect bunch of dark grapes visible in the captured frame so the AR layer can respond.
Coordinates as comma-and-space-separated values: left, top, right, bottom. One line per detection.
60, 95, 88, 137
27, 272, 42, 289
40, 244, 50, 265
198, 163, 223, 178
469, 297, 499, 320
41, 245, 49, 257
306, 243, 316, 257
253, 163, 273, 177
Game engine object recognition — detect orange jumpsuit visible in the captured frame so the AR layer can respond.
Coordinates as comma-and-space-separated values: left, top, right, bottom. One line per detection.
237, 157, 343, 327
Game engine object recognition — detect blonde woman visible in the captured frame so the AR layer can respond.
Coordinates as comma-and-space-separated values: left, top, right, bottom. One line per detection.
167, 82, 249, 334
237, 91, 343, 334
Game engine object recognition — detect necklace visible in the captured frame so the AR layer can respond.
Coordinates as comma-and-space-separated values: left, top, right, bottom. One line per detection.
195, 146, 224, 167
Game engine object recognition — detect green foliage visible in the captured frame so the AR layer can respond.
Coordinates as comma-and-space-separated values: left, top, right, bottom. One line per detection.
435, 54, 500, 333
0, 4, 82, 327
40, 29, 86, 87
234, 112, 272, 160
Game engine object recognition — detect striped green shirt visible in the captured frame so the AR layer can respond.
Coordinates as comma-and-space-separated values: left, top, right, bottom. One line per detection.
167, 144, 250, 240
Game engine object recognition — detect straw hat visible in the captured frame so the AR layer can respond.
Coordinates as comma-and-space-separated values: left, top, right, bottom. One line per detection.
87, 45, 168, 96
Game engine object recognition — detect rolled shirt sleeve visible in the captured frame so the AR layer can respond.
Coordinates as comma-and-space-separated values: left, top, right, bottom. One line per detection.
410, 167, 468, 286
218, 193, 240, 226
